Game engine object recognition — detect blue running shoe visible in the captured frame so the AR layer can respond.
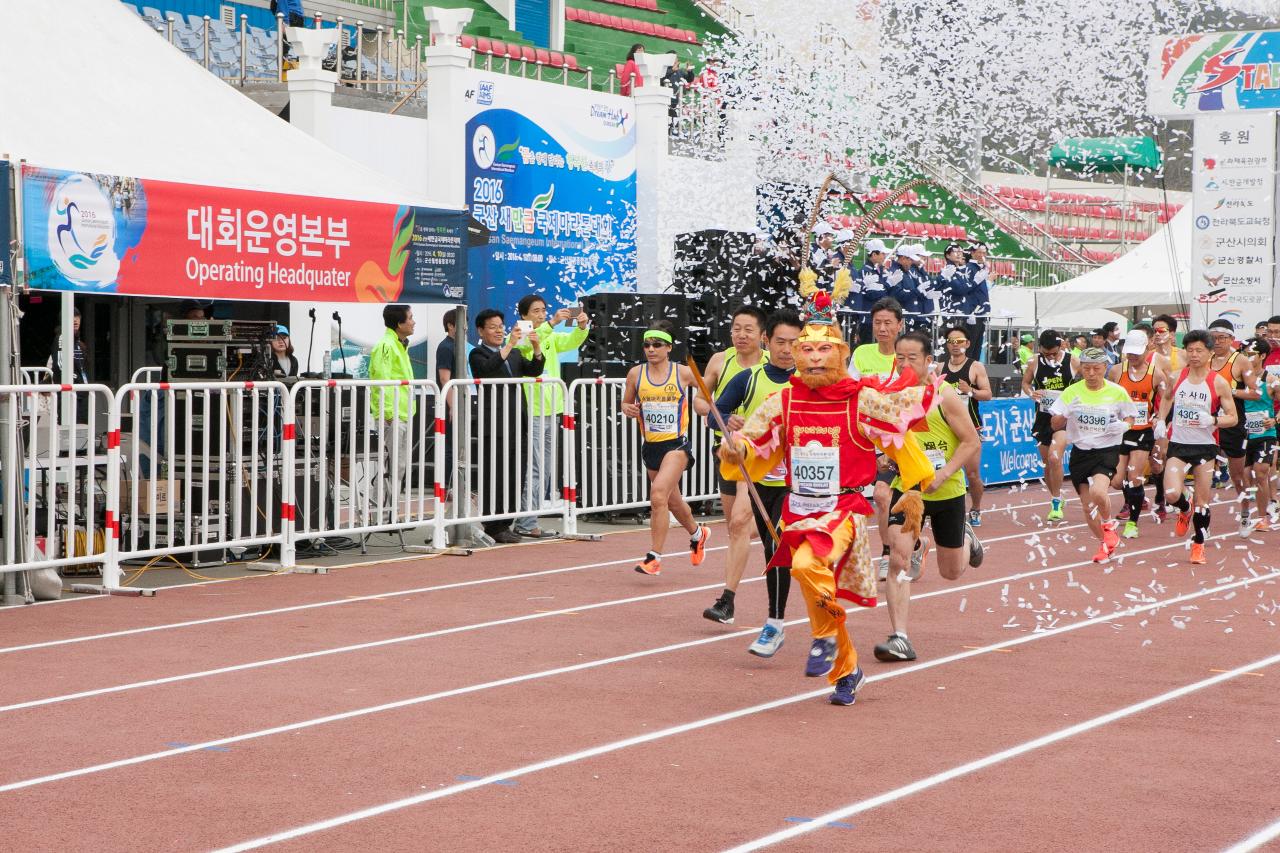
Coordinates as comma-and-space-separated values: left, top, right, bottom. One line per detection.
747, 623, 784, 658
805, 637, 836, 677
829, 667, 866, 706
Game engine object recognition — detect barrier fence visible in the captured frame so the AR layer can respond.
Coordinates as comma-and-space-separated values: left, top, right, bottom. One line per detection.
0, 375, 724, 594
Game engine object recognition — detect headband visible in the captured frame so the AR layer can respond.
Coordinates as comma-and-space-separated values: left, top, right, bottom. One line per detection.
643, 330, 673, 344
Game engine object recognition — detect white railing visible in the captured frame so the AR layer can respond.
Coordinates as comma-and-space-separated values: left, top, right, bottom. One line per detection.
0, 385, 114, 583
1, 376, 729, 596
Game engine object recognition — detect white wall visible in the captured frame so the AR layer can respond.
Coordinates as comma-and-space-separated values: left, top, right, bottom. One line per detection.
327, 106, 432, 198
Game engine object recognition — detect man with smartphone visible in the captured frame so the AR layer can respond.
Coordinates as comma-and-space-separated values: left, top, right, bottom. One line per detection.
510, 294, 591, 538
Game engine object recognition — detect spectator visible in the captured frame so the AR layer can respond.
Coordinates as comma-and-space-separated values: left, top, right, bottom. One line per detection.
809, 222, 840, 276
936, 243, 973, 333
469, 308, 546, 544
1102, 321, 1122, 364
961, 241, 991, 361
269, 325, 298, 378
272, 0, 305, 60
368, 304, 417, 495
1070, 334, 1087, 361
434, 308, 474, 495
510, 295, 591, 539
1090, 328, 1107, 351
885, 245, 934, 331
49, 306, 88, 385
1017, 333, 1034, 369
833, 229, 855, 267
620, 43, 644, 96
662, 59, 694, 129
851, 238, 889, 344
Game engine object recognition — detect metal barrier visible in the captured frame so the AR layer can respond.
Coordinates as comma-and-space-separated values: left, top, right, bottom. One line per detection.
0, 384, 115, 585
288, 379, 438, 563
563, 378, 718, 537
104, 381, 291, 588
434, 377, 570, 548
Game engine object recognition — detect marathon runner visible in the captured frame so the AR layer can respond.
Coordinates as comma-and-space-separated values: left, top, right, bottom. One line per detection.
1154, 330, 1238, 565
1108, 329, 1168, 538
621, 321, 711, 575
1242, 337, 1279, 532
940, 325, 992, 526
1208, 319, 1260, 535
1022, 329, 1079, 522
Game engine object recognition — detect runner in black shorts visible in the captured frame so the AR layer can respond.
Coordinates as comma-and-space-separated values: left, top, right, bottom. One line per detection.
1208, 320, 1257, 534
1022, 329, 1079, 522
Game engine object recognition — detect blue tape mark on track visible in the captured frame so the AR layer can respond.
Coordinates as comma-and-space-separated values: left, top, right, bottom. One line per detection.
783, 817, 853, 829
165, 742, 231, 753
456, 774, 518, 787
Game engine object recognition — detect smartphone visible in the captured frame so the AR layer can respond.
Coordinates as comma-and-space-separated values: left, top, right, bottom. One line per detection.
516, 320, 534, 336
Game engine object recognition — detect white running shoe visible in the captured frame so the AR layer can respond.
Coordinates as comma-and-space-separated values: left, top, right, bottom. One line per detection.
747, 623, 785, 658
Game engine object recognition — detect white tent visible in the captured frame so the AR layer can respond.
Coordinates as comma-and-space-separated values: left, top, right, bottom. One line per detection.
1030, 206, 1191, 319
0, 0, 449, 208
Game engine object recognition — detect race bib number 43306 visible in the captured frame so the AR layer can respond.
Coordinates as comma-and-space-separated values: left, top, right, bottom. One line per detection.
791, 444, 839, 495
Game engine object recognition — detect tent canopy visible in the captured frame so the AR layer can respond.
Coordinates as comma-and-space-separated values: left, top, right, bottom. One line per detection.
0, 0, 451, 208
1048, 136, 1163, 172
1031, 206, 1190, 319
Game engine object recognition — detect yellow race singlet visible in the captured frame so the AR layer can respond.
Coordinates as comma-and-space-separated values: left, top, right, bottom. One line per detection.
638, 364, 690, 443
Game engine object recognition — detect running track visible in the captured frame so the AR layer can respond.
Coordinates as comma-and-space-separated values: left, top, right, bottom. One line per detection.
2, 485, 1278, 852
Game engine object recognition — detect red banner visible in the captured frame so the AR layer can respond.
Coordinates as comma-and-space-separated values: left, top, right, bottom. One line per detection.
22, 165, 466, 303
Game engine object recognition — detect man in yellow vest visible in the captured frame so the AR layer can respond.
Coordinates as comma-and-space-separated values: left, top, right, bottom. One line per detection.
696, 306, 767, 623
368, 304, 417, 505
875, 330, 984, 663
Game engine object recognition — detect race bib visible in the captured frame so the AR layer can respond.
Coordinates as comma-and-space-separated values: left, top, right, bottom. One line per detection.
1174, 406, 1207, 429
925, 448, 946, 471
1038, 389, 1061, 414
1132, 401, 1149, 422
642, 402, 679, 435
1246, 410, 1269, 437
788, 493, 838, 515
791, 444, 839, 496
1073, 405, 1111, 436
764, 458, 789, 483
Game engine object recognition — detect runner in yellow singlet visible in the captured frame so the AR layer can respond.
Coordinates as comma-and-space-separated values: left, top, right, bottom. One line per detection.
622, 320, 711, 575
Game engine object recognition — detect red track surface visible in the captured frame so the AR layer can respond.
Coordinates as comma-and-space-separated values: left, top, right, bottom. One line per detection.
2, 485, 1278, 852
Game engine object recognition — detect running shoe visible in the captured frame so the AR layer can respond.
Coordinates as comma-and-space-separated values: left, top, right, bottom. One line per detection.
747, 624, 785, 658
1175, 506, 1193, 538
1239, 517, 1258, 539
1155, 505, 1167, 523
829, 666, 866, 706
1189, 542, 1206, 564
1122, 521, 1140, 539
907, 538, 928, 581
1102, 521, 1120, 553
1091, 543, 1111, 564
805, 637, 837, 677
1115, 505, 1130, 522
965, 522, 984, 569
702, 591, 735, 624
1255, 517, 1271, 533
1047, 498, 1064, 522
874, 633, 916, 662
967, 509, 982, 528
634, 552, 662, 575
877, 554, 890, 582
689, 525, 711, 566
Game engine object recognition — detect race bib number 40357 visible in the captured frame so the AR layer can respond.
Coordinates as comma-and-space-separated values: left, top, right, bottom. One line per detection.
791, 444, 839, 495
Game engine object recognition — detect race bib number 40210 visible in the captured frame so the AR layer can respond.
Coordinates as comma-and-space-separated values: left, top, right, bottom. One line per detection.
642, 402, 679, 435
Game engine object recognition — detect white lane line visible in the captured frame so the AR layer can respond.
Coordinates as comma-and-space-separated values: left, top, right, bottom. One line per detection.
203, 574, 1280, 853
3, 564, 1264, 815
1, 518, 1241, 714
723, 652, 1280, 853
1223, 815, 1280, 853
0, 545, 727, 655
0, 484, 1204, 657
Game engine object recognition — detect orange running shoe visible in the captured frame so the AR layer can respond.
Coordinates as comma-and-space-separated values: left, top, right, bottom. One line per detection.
635, 552, 662, 575
1101, 521, 1119, 553
1091, 544, 1110, 564
1175, 506, 1193, 538
1255, 518, 1271, 533
1189, 543, 1206, 565
689, 525, 711, 566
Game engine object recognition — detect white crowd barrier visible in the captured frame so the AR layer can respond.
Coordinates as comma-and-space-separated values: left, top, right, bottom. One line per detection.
290, 379, 439, 555
0, 384, 114, 582
0, 375, 731, 593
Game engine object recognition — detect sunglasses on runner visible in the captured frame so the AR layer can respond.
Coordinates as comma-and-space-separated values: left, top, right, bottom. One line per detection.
642, 339, 669, 348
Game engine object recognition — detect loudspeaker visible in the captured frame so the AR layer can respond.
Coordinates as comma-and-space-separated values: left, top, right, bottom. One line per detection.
579, 293, 688, 377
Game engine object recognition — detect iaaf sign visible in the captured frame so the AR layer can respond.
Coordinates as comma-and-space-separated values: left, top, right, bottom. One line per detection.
1149, 30, 1280, 116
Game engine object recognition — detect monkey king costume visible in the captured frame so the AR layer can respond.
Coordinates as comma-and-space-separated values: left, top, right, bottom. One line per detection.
720, 267, 940, 700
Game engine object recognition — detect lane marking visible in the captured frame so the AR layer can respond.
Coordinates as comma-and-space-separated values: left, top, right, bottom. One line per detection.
1, 522, 1248, 715
1223, 815, 1280, 853
7, 569, 1255, 835
782, 817, 853, 829
0, 485, 1196, 656
205, 576, 1279, 852
963, 646, 1012, 653
723, 651, 1280, 852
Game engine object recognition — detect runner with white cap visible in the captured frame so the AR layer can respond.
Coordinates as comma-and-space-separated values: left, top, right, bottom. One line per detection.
1051, 347, 1136, 562
1108, 329, 1168, 539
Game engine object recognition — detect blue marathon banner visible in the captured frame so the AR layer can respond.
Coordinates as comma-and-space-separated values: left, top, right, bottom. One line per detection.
462, 69, 637, 317
978, 397, 1071, 486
